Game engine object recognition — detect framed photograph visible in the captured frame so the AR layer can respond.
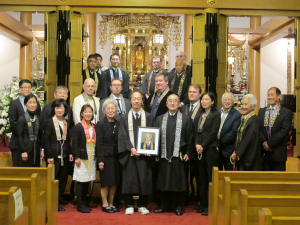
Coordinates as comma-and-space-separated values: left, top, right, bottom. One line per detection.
137, 126, 160, 156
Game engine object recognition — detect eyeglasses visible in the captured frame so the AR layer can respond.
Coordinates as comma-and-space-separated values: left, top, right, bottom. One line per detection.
20, 86, 31, 90
167, 100, 179, 103
111, 58, 119, 61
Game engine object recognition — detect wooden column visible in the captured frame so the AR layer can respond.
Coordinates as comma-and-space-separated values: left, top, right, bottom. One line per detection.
83, 13, 96, 68
20, 12, 32, 80
184, 15, 192, 62
249, 17, 261, 113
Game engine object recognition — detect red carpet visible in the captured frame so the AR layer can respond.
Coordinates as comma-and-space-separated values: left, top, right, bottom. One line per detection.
58, 203, 208, 225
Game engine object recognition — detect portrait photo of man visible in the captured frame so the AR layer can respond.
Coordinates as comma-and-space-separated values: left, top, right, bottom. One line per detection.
140, 133, 155, 150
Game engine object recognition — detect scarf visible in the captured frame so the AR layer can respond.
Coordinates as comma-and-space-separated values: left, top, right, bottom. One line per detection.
143, 142, 154, 150
128, 108, 146, 155
85, 68, 98, 95
110, 67, 123, 81
197, 109, 211, 132
236, 110, 256, 147
19, 96, 27, 112
171, 70, 186, 97
81, 119, 95, 169
24, 111, 39, 164
52, 115, 67, 166
150, 87, 170, 107
110, 94, 126, 114
161, 111, 182, 162
82, 92, 98, 124
147, 70, 160, 96
264, 103, 281, 128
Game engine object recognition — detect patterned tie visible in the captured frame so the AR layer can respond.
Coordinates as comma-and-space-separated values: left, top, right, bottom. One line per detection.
135, 113, 139, 120
116, 99, 122, 113
189, 104, 194, 116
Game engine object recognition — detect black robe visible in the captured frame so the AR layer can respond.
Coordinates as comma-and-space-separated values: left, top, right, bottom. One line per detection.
105, 67, 130, 98
235, 115, 262, 171
155, 112, 193, 192
118, 111, 154, 195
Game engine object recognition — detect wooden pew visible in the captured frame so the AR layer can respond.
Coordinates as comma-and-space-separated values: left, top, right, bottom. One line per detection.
218, 177, 300, 225
0, 165, 58, 225
231, 189, 300, 225
209, 167, 300, 225
0, 173, 46, 225
258, 208, 300, 225
0, 186, 29, 225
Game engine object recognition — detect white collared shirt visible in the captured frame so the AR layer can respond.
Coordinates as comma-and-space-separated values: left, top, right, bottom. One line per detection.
132, 109, 142, 119
112, 94, 122, 111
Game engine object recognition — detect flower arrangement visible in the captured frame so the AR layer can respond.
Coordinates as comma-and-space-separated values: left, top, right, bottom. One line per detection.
0, 76, 44, 145
37, 73, 44, 88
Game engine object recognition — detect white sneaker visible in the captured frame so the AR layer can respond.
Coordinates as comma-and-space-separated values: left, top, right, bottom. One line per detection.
125, 207, 134, 215
138, 207, 150, 214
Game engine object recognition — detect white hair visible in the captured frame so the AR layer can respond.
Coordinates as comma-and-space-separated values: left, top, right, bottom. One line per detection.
221, 92, 234, 101
102, 98, 118, 113
243, 94, 257, 107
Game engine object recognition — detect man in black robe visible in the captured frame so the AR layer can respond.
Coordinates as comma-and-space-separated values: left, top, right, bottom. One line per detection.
155, 94, 193, 216
105, 53, 130, 98
140, 133, 155, 150
118, 90, 154, 215
94, 53, 109, 99
168, 59, 191, 105
8, 79, 42, 166
141, 56, 167, 111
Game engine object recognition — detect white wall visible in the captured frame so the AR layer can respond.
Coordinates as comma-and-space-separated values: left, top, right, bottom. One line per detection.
0, 35, 20, 90
260, 38, 288, 108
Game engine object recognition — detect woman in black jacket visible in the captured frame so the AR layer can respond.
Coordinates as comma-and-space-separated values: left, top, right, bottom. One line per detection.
44, 99, 72, 211
96, 98, 120, 213
72, 104, 96, 213
195, 92, 221, 215
15, 93, 41, 167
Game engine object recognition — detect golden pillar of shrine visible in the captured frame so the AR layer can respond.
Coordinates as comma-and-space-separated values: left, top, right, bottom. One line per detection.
83, 13, 96, 68
249, 17, 261, 113
184, 15, 192, 62
20, 12, 32, 80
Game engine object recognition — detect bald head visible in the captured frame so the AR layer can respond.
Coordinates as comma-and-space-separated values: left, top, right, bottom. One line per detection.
83, 78, 95, 96
175, 51, 186, 60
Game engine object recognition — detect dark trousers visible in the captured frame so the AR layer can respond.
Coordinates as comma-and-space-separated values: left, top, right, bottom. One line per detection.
46, 157, 69, 201
161, 191, 186, 210
11, 149, 18, 167
262, 156, 286, 171
152, 161, 161, 204
197, 147, 219, 207
123, 193, 149, 208
76, 181, 90, 206
218, 151, 234, 171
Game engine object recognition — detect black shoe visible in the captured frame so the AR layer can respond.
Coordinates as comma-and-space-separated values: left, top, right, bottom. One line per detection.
154, 208, 169, 213
196, 204, 205, 213
111, 206, 120, 212
59, 199, 68, 205
175, 209, 183, 216
77, 204, 90, 213
201, 207, 208, 215
194, 202, 201, 210
84, 202, 92, 211
58, 205, 65, 212
102, 206, 115, 213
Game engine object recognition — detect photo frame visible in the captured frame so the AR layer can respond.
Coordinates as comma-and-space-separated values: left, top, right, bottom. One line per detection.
137, 126, 160, 156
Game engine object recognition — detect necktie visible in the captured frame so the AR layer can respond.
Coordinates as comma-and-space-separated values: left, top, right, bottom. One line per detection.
189, 104, 194, 116
116, 99, 122, 113
135, 113, 139, 120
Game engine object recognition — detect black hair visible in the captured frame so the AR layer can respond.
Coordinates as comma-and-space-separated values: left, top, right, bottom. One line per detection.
24, 93, 37, 105
79, 104, 94, 122
94, 53, 103, 60
199, 91, 217, 112
110, 53, 120, 60
129, 90, 144, 102
268, 87, 281, 96
51, 99, 69, 117
19, 79, 32, 88
87, 54, 97, 61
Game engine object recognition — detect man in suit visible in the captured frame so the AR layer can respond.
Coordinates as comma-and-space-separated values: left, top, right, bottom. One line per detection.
258, 87, 292, 171
105, 53, 130, 98
168, 59, 191, 105
141, 56, 166, 110
82, 54, 104, 99
180, 84, 202, 204
217, 92, 241, 171
98, 78, 131, 121
148, 72, 173, 120
8, 79, 42, 166
94, 53, 109, 99
140, 133, 155, 150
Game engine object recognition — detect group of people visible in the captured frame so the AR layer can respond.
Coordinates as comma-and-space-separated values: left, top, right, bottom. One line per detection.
8, 50, 292, 217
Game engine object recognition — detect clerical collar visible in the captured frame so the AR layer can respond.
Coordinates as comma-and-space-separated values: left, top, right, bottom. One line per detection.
154, 69, 160, 73
221, 106, 232, 113
169, 111, 178, 116
177, 71, 184, 77
190, 100, 200, 108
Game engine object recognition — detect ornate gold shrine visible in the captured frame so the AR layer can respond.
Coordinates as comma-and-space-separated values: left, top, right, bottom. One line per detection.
98, 13, 182, 81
